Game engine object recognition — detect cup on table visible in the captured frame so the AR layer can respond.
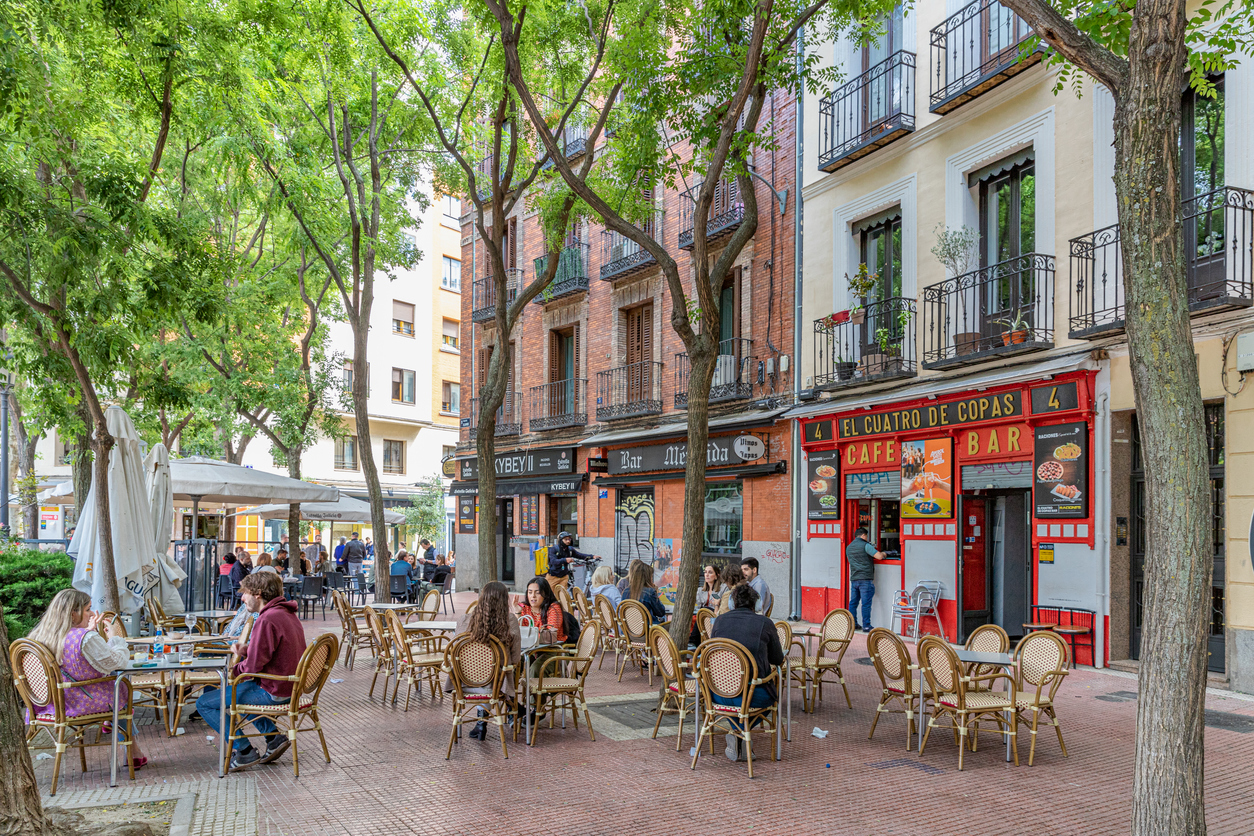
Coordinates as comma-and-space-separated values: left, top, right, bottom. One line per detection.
134, 650, 150, 664
179, 645, 194, 665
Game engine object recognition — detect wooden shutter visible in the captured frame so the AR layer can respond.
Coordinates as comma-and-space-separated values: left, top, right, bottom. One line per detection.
572, 323, 581, 414
549, 330, 560, 384
507, 217, 518, 268
572, 323, 580, 382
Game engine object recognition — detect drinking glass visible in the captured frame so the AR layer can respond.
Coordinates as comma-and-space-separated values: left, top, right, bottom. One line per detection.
179, 644, 194, 664
185, 613, 198, 634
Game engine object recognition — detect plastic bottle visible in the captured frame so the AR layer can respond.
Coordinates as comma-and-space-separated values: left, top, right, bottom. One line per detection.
154, 626, 164, 660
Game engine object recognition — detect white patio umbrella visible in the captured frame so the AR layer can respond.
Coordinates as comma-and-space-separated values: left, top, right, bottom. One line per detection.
143, 443, 186, 614
233, 494, 404, 525
36, 480, 76, 505
168, 456, 340, 536
68, 406, 155, 614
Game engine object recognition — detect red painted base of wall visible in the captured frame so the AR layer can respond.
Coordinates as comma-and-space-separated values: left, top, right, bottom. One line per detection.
801, 586, 844, 622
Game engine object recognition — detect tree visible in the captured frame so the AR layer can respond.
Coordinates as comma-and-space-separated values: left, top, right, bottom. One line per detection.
993, 0, 1252, 832
399, 474, 448, 550
6, 386, 45, 539
0, 606, 52, 836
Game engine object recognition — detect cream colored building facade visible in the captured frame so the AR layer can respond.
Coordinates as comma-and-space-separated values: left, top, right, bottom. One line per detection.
791, 1, 1254, 692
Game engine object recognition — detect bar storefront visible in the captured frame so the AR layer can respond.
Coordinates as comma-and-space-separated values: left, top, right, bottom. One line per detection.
799, 370, 1098, 661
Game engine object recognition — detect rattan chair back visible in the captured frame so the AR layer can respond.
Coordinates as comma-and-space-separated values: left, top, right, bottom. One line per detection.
363, 606, 390, 656
97, 612, 126, 640
294, 633, 339, 702
385, 609, 414, 664
10, 639, 58, 716
572, 621, 601, 680
695, 638, 755, 703
867, 627, 912, 692
820, 607, 855, 644
594, 595, 617, 635
618, 599, 651, 644
965, 623, 1010, 678
445, 634, 506, 695
918, 635, 962, 696
649, 625, 685, 695
571, 586, 592, 621
1015, 630, 1069, 691
555, 584, 574, 613
774, 619, 793, 651
695, 608, 715, 642
418, 589, 441, 619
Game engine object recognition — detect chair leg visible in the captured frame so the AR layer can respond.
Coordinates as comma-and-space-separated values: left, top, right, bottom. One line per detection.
839, 670, 852, 709
1051, 708, 1068, 758
49, 726, 67, 796
744, 729, 754, 779
868, 696, 885, 739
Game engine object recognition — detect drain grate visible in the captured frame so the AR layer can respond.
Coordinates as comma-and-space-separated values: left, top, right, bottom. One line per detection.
1205, 710, 1254, 733
867, 757, 945, 776
855, 657, 874, 666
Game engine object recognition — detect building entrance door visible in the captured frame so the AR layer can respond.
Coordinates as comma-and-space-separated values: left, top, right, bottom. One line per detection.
959, 491, 1031, 643
498, 498, 515, 583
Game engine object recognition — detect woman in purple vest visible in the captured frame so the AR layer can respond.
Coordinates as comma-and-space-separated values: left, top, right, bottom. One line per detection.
27, 589, 149, 769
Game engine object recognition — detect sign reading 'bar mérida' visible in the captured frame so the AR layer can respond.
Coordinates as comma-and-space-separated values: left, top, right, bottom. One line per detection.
608, 434, 767, 475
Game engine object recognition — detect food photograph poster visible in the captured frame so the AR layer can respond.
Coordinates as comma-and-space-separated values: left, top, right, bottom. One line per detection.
900, 438, 953, 518
1034, 422, 1088, 518
807, 450, 841, 520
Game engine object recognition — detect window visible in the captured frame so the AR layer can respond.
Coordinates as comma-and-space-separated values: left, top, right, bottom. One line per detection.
975, 153, 1036, 337
383, 439, 406, 475
391, 368, 416, 404
550, 495, 578, 539
442, 318, 460, 350
441, 194, 460, 228
1183, 76, 1226, 301
549, 325, 580, 415
54, 433, 77, 466
863, 6, 905, 127
703, 481, 743, 556
392, 301, 415, 337
442, 381, 461, 414
442, 256, 461, 292
857, 213, 903, 303
335, 436, 359, 470
443, 444, 456, 460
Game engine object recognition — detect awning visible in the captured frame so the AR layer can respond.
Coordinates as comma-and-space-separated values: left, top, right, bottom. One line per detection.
592, 461, 785, 487
581, 406, 789, 448
449, 474, 587, 497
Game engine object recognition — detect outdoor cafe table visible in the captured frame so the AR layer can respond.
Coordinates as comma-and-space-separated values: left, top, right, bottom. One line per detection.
109, 655, 230, 786
183, 609, 238, 632
911, 648, 1017, 762
402, 620, 457, 635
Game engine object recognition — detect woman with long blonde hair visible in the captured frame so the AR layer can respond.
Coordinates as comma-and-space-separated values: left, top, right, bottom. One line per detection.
27, 589, 148, 767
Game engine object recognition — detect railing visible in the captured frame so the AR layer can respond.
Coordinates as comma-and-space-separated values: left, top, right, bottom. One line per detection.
929, 0, 1041, 114
813, 297, 917, 389
600, 214, 661, 281
1068, 224, 1125, 338
470, 395, 522, 436
596, 361, 664, 421
674, 338, 755, 408
922, 253, 1055, 367
471, 268, 523, 323
818, 51, 916, 172
473, 152, 496, 198
532, 243, 591, 304
678, 178, 746, 250
529, 379, 588, 431
541, 122, 589, 168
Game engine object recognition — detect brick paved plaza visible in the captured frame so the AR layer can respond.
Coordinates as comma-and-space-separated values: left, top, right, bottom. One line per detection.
31, 592, 1254, 836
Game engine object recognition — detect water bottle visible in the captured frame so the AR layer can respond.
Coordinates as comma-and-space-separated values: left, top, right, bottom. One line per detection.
154, 626, 165, 661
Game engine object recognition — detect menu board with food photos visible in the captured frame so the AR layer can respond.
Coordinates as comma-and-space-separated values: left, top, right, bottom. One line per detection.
458, 496, 477, 533
807, 450, 841, 520
1033, 422, 1088, 518
519, 495, 539, 535
900, 438, 954, 518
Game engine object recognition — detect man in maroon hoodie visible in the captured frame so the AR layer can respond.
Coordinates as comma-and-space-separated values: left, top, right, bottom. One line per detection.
197, 571, 307, 769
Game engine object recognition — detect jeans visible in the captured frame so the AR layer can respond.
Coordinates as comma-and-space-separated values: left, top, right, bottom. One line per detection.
197, 679, 289, 752
848, 580, 875, 628
712, 687, 775, 731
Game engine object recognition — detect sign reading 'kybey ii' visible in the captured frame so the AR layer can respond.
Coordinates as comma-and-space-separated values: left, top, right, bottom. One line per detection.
459, 447, 576, 481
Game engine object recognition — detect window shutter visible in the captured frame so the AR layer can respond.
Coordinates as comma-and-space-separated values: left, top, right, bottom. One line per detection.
507, 217, 518, 268
732, 266, 742, 340
626, 307, 641, 366
573, 323, 581, 382
641, 304, 653, 366
549, 330, 560, 384
392, 301, 414, 322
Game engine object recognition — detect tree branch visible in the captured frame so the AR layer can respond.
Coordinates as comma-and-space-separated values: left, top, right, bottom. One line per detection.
999, 0, 1129, 92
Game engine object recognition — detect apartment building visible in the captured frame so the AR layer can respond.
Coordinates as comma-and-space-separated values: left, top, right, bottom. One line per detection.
789, 1, 1254, 691
452, 98, 798, 600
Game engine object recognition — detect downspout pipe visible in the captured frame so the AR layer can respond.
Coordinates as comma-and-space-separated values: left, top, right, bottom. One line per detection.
1094, 390, 1109, 668
790, 27, 805, 621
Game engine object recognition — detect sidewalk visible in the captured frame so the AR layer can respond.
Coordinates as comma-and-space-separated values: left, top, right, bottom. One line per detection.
26, 592, 1254, 836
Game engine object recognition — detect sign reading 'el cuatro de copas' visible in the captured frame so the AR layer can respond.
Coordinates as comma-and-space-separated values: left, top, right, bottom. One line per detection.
838, 392, 1023, 439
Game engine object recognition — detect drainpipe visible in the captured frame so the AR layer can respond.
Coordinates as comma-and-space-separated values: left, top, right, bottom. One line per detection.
789, 27, 805, 621
1094, 391, 1109, 668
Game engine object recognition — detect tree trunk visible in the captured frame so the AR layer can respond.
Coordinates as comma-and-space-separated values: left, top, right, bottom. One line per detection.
287, 451, 302, 559
70, 429, 91, 531
350, 318, 391, 601
1116, 3, 1211, 833
475, 344, 510, 588
90, 427, 120, 612
0, 605, 55, 836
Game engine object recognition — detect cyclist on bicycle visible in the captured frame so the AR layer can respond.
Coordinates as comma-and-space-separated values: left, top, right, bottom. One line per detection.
547, 532, 593, 592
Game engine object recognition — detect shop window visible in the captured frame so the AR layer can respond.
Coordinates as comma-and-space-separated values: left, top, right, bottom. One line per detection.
391, 368, 416, 404
383, 439, 406, 475
550, 495, 578, 539
703, 481, 743, 556
392, 301, 415, 337
335, 436, 358, 471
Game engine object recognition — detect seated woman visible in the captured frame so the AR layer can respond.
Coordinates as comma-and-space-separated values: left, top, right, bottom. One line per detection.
715, 563, 746, 616
616, 559, 644, 597
27, 589, 149, 769
709, 583, 784, 761
252, 553, 279, 575
625, 560, 667, 624
588, 566, 622, 610
689, 564, 726, 645
456, 581, 521, 740
517, 576, 565, 674
220, 553, 236, 576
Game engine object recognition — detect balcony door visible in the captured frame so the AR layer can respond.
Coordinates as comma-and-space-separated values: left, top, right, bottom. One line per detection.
978, 156, 1036, 342
550, 325, 580, 417
862, 6, 904, 135
1183, 76, 1226, 302
715, 267, 742, 387
982, 1, 1027, 71
625, 303, 653, 404
859, 214, 904, 353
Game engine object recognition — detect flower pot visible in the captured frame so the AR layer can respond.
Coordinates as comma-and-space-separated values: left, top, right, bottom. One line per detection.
954, 331, 980, 355
849, 309, 866, 326
863, 353, 903, 377
835, 362, 857, 381
1002, 329, 1029, 346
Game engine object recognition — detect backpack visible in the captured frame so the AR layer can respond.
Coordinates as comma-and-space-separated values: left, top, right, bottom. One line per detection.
561, 609, 581, 647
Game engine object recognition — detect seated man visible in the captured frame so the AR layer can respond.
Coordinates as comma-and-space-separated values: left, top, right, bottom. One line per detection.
196, 572, 306, 769
418, 555, 452, 597
709, 583, 784, 762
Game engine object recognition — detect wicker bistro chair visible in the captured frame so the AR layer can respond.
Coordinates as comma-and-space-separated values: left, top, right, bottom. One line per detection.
773, 620, 810, 713
649, 625, 698, 749
385, 609, 447, 711
10, 638, 136, 795
866, 628, 919, 746
94, 611, 175, 733
616, 600, 655, 684
444, 634, 513, 759
415, 589, 442, 621
917, 635, 1018, 770
554, 584, 574, 614
145, 595, 181, 633
695, 608, 715, 644
964, 624, 1011, 691
1013, 630, 1071, 766
690, 638, 781, 779
362, 606, 396, 700
797, 608, 855, 711
170, 620, 250, 735
571, 586, 592, 623
331, 590, 373, 670
526, 621, 601, 746
223, 632, 338, 777
593, 595, 623, 670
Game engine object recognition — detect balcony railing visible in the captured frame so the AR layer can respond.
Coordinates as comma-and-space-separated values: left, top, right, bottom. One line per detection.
923, 252, 1055, 368
1068, 186, 1254, 338
529, 379, 588, 432
929, 0, 1042, 114
818, 51, 916, 172
469, 395, 521, 437
532, 243, 591, 304
596, 361, 664, 421
540, 123, 589, 169
678, 178, 745, 250
675, 338, 754, 408
600, 215, 660, 281
813, 297, 917, 389
471, 268, 523, 323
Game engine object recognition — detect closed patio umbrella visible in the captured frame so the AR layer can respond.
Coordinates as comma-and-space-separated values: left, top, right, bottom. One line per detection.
143, 443, 186, 614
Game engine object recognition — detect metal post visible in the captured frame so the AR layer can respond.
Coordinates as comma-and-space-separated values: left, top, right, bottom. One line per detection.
1, 384, 10, 538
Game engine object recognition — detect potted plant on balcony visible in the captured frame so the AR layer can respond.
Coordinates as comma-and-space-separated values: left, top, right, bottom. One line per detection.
844, 263, 878, 325
930, 224, 981, 355
996, 310, 1032, 345
832, 352, 857, 381
862, 309, 910, 376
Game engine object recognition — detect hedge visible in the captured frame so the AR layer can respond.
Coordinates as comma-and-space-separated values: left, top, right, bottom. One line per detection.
0, 545, 75, 638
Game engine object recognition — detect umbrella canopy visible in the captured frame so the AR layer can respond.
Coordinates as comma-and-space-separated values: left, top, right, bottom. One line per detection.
69, 406, 155, 614
143, 443, 186, 614
235, 495, 404, 525
168, 457, 340, 505
36, 480, 76, 505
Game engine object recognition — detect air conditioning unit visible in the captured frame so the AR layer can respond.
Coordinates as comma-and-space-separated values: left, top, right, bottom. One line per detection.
713, 353, 737, 386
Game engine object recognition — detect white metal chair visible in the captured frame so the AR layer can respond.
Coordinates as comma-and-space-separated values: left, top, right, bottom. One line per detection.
891, 580, 946, 642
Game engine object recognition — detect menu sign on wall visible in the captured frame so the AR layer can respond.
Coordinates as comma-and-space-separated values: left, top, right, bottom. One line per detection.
806, 450, 841, 520
900, 438, 954, 518
457, 496, 477, 533
1033, 422, 1088, 518
519, 495, 539, 535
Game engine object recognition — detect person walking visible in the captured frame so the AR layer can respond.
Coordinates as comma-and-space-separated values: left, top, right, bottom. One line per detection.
343, 531, 367, 577
333, 537, 348, 572
846, 526, 884, 633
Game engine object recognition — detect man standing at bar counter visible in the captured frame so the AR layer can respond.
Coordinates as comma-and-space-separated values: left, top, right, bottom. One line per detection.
846, 527, 884, 633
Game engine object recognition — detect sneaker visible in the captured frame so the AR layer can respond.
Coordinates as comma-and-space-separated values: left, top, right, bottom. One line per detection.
229, 746, 261, 770
260, 735, 291, 764
863, 625, 872, 633
724, 734, 745, 762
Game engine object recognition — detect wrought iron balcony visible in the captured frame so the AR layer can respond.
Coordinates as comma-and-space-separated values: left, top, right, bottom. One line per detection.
674, 338, 754, 408
818, 51, 916, 172
470, 268, 523, 323
532, 243, 591, 304
1068, 186, 1254, 338
469, 395, 521, 437
813, 297, 917, 390
600, 220, 660, 281
540, 122, 589, 169
678, 179, 746, 250
596, 361, 663, 421
929, 0, 1043, 114
529, 378, 588, 432
922, 253, 1055, 368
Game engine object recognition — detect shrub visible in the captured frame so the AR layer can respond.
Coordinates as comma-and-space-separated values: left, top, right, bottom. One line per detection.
0, 545, 75, 638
